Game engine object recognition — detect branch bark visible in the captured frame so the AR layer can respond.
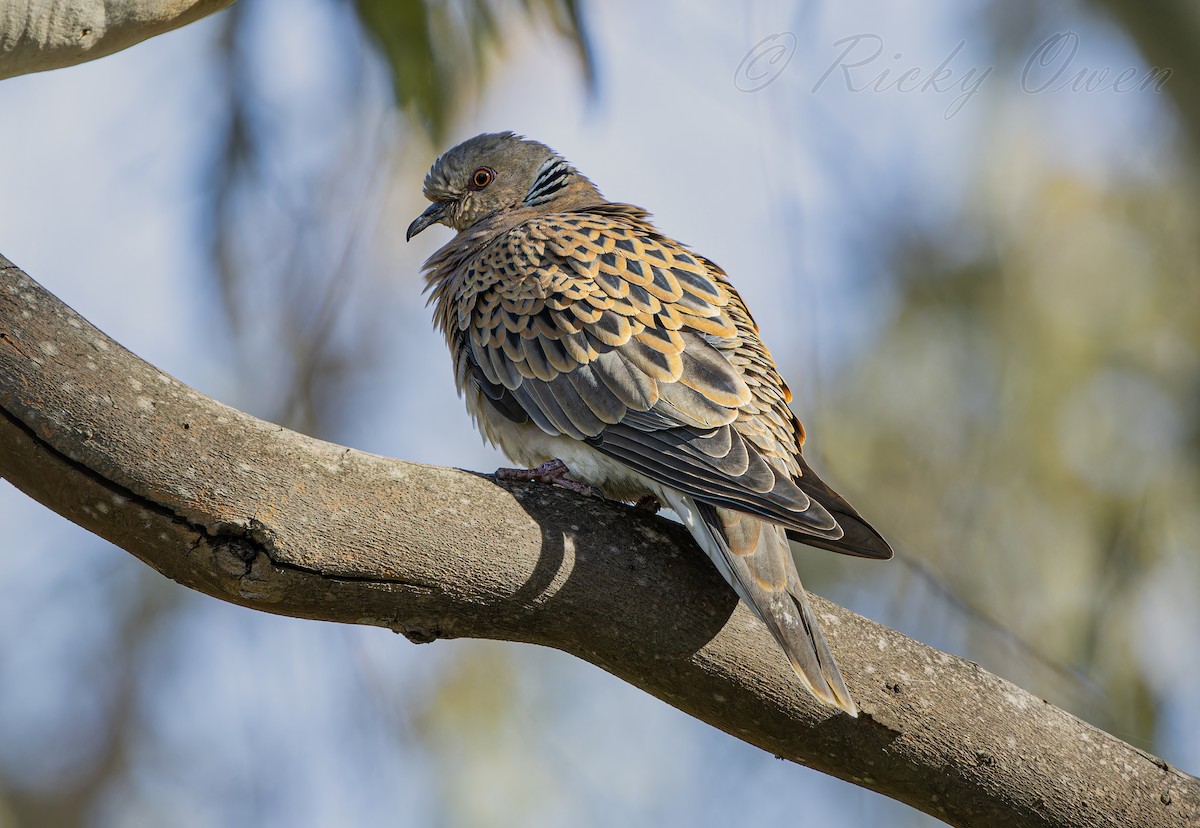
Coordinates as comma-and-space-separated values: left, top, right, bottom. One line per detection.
0, 254, 1196, 828
0, 0, 233, 79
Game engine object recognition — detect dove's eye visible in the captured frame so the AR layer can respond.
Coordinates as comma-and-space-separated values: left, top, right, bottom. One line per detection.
468, 167, 495, 191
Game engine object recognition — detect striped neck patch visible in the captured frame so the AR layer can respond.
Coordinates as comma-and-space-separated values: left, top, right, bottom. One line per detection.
524, 156, 573, 205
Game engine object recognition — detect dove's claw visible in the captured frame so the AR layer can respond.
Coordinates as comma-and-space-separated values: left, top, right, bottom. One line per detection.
496, 459, 601, 498
633, 495, 662, 513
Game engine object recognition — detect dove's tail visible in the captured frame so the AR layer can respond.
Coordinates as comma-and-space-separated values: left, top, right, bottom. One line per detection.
660, 490, 858, 716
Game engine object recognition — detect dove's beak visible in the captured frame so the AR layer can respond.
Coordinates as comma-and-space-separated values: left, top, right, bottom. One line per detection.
406, 201, 450, 241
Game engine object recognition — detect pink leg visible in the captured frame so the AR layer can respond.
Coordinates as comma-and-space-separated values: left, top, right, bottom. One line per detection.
496, 459, 600, 497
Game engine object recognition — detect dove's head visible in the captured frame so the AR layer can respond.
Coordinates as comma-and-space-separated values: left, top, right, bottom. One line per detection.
406, 132, 601, 240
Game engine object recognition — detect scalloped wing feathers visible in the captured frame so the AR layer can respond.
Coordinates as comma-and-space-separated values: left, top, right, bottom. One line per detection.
422, 199, 890, 715
429, 205, 868, 541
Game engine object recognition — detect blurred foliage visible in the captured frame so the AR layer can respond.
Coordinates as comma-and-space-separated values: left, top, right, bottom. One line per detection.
1091, 0, 1200, 156
207, 0, 388, 435
411, 645, 561, 828
356, 0, 592, 141
824, 122, 1200, 741
0, 568, 183, 828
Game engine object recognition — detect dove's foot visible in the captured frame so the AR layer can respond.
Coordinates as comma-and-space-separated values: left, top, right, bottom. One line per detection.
496, 459, 601, 498
633, 495, 662, 513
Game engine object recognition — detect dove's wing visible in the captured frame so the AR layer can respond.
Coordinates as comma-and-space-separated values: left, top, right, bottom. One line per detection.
447, 204, 890, 557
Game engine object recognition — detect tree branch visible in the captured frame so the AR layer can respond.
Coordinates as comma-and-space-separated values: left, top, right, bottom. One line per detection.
0, 0, 233, 80
0, 254, 1196, 828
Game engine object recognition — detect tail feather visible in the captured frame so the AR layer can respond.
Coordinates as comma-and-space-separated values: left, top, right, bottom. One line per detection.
661, 489, 858, 716
788, 457, 893, 560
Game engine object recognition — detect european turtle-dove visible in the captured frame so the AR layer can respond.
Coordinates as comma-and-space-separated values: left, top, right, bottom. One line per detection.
407, 132, 892, 715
